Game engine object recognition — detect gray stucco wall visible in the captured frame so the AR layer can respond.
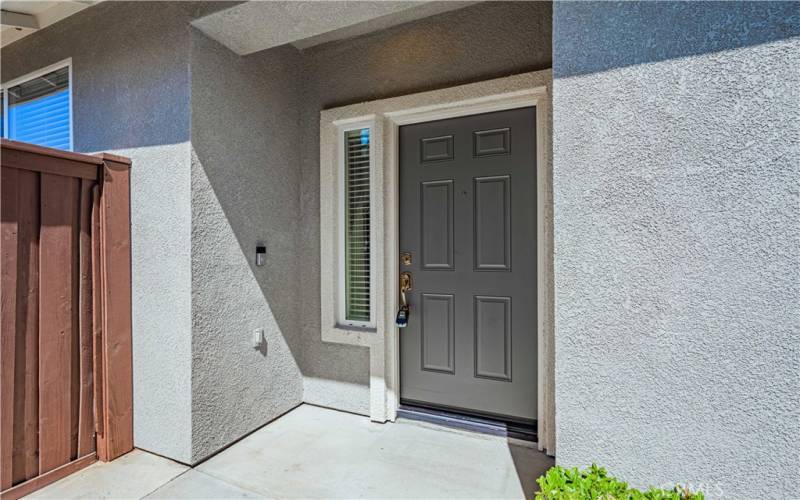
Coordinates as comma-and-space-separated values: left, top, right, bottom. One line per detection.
552, 2, 800, 497
1, 1, 203, 463
189, 31, 304, 463
0, 1, 241, 465
298, 0, 553, 414
2, 0, 554, 463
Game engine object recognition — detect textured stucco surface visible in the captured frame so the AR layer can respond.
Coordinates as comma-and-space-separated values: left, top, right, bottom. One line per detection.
552, 2, 800, 497
0, 1, 234, 464
299, 0, 553, 414
0, 1, 209, 463
189, 31, 304, 463
191, 1, 472, 55
2, 0, 554, 463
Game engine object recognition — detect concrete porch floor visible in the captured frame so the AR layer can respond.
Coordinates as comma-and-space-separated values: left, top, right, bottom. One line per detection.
27, 404, 553, 499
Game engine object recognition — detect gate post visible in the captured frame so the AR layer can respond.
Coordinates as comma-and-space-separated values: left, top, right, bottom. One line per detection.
94, 154, 133, 462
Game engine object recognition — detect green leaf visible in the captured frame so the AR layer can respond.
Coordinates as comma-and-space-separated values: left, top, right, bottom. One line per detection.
534, 465, 704, 500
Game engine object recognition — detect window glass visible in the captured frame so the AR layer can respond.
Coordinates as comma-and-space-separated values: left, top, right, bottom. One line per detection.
6, 66, 70, 150
344, 128, 371, 324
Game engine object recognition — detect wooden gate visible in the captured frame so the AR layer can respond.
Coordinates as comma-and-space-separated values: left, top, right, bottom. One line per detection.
0, 139, 133, 500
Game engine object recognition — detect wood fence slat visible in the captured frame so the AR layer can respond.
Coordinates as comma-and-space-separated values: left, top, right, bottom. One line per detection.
0, 167, 19, 490
1, 143, 131, 498
70, 183, 80, 462
11, 170, 40, 484
95, 158, 133, 462
0, 140, 104, 166
0, 148, 98, 180
77, 180, 95, 456
38, 174, 79, 474
90, 186, 104, 441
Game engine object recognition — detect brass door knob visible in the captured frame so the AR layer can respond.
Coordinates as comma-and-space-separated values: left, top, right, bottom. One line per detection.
400, 272, 412, 293
399, 271, 412, 308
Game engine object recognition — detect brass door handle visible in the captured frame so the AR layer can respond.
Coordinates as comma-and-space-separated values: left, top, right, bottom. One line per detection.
397, 272, 412, 328
400, 272, 412, 305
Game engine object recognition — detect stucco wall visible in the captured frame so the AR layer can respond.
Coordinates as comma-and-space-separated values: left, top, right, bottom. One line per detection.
0, 1, 215, 463
552, 2, 800, 497
298, 0, 553, 414
2, 0, 554, 463
189, 31, 304, 463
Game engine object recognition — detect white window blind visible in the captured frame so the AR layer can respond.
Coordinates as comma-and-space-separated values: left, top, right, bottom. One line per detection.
3, 65, 71, 150
343, 128, 372, 325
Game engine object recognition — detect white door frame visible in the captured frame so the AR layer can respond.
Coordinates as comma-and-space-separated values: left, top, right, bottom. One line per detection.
319, 70, 552, 423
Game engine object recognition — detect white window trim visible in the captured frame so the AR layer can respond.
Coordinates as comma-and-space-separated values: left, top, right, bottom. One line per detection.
1, 58, 74, 151
319, 70, 553, 423
337, 121, 377, 329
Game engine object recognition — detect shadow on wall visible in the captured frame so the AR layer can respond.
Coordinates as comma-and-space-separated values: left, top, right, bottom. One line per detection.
554, 1, 800, 78
307, 0, 553, 110
187, 31, 311, 461
189, 142, 305, 370
188, 27, 372, 375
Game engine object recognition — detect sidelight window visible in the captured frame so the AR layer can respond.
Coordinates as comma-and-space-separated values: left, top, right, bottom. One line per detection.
339, 127, 374, 327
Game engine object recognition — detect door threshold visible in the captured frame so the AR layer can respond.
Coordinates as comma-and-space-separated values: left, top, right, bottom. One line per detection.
397, 402, 537, 442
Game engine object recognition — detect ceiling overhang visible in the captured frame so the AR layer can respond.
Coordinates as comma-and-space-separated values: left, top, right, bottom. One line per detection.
191, 1, 477, 55
1, 1, 98, 48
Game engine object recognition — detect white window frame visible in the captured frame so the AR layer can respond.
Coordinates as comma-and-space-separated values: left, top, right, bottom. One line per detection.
1, 58, 74, 151
337, 121, 377, 329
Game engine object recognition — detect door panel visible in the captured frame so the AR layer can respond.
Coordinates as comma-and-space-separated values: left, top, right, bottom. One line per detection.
399, 107, 537, 421
421, 294, 455, 374
474, 295, 512, 381
474, 175, 511, 271
420, 180, 454, 270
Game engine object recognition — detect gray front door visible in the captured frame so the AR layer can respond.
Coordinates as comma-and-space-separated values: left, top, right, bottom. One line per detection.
399, 107, 537, 422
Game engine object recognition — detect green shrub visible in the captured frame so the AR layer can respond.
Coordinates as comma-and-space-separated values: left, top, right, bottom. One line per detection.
535, 464, 704, 500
